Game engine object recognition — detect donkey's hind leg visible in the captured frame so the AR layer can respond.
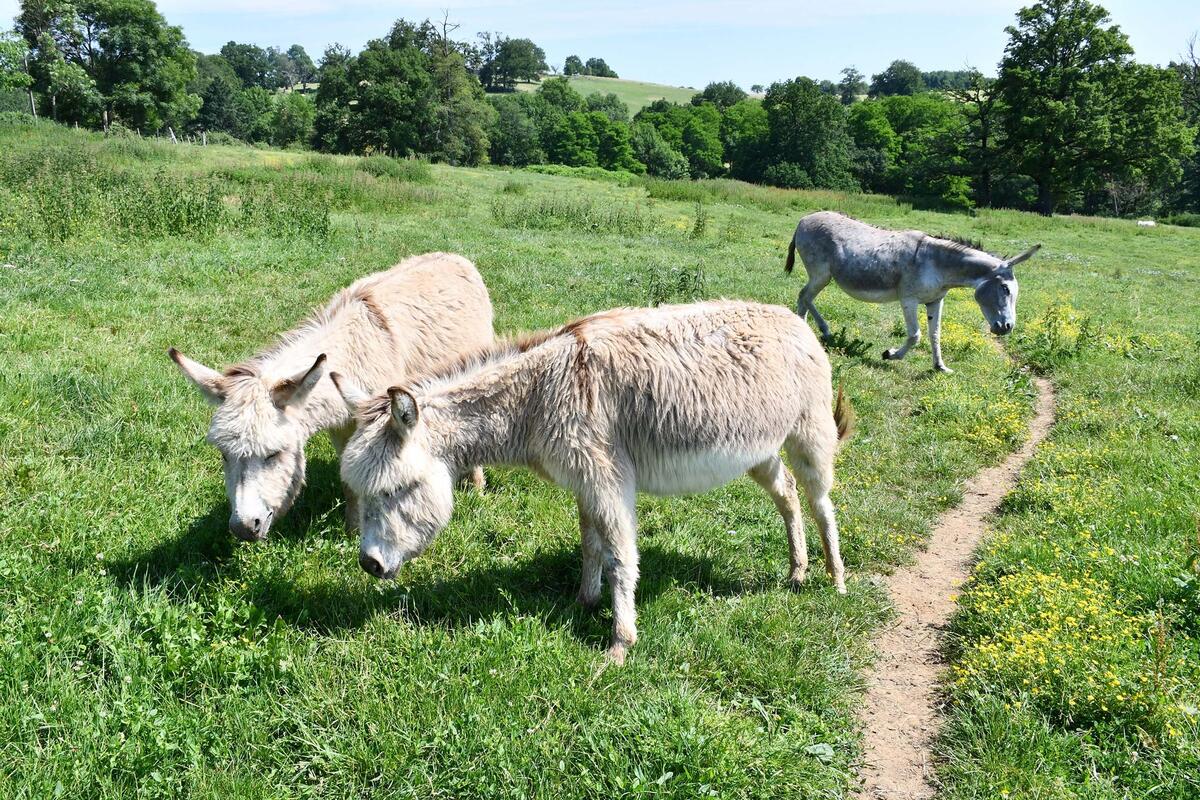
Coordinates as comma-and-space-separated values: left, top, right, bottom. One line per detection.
798, 273, 833, 340
882, 297, 921, 362
785, 434, 847, 594
748, 455, 808, 588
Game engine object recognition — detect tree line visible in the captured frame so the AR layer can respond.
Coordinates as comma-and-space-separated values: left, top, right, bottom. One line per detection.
2, 0, 1197, 217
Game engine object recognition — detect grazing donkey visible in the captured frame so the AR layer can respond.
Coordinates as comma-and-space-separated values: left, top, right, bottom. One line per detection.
169, 252, 493, 541
330, 301, 854, 664
786, 211, 1041, 372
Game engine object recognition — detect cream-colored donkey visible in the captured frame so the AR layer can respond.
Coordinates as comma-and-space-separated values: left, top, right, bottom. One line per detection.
170, 252, 493, 541
331, 300, 853, 663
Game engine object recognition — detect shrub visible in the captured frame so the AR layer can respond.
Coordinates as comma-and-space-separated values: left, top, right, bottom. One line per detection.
1161, 212, 1200, 228
644, 262, 706, 306
763, 162, 813, 189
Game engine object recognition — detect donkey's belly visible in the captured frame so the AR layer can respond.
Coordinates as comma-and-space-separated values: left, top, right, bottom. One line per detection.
835, 279, 900, 304
634, 446, 775, 496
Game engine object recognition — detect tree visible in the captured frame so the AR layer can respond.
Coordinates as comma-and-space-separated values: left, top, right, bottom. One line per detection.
537, 76, 584, 113
1168, 35, 1200, 212
312, 43, 353, 151
266, 46, 297, 90
762, 77, 857, 190
720, 98, 768, 179
869, 60, 925, 97
488, 92, 543, 165
630, 122, 689, 178
997, 0, 1193, 214
270, 90, 315, 146
346, 34, 434, 156
837, 67, 866, 105
490, 37, 546, 89
19, 0, 198, 129
220, 41, 270, 88
584, 57, 617, 78
950, 68, 1005, 208
750, 84, 764, 94
232, 85, 273, 141
426, 32, 494, 165
585, 91, 629, 122
288, 44, 316, 85
692, 80, 746, 110
563, 54, 584, 76
681, 102, 723, 177
589, 111, 642, 172
1, 29, 35, 114
191, 53, 240, 133
542, 111, 598, 166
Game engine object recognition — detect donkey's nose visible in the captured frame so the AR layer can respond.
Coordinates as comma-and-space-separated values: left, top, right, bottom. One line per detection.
998, 321, 1013, 335
229, 516, 263, 541
359, 551, 387, 579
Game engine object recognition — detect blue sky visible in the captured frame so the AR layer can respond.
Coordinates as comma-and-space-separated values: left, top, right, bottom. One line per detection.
2, 0, 1195, 88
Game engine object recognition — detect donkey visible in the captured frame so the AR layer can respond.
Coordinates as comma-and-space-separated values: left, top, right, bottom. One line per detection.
786, 211, 1041, 372
330, 300, 854, 664
169, 252, 494, 541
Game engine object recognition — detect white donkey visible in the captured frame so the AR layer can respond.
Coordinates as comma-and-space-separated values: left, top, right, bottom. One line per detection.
331, 301, 854, 664
170, 252, 493, 541
786, 211, 1041, 372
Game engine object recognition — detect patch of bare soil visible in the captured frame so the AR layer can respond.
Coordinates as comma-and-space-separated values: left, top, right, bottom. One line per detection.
856, 376, 1055, 799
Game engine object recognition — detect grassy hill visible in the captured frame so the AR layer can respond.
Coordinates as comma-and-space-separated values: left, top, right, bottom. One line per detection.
511, 74, 697, 111
1, 120, 1197, 797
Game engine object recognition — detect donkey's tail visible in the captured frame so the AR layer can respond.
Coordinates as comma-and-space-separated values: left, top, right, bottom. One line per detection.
833, 383, 855, 443
784, 238, 796, 273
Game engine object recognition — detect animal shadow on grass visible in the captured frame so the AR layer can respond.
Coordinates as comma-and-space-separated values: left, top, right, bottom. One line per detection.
106, 458, 347, 598
246, 540, 755, 651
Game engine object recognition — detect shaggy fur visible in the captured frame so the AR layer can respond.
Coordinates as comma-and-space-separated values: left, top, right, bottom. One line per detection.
785, 211, 1040, 372
170, 252, 494, 540
334, 300, 852, 664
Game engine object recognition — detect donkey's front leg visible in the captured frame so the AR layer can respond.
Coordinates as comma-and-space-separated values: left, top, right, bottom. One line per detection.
882, 298, 921, 361
575, 498, 604, 610
926, 297, 952, 373
330, 422, 360, 531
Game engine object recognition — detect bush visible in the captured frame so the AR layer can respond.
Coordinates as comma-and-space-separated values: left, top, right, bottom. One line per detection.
1161, 212, 1200, 228
762, 162, 813, 189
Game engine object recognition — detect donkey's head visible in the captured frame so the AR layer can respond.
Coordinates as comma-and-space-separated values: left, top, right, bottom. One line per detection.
973, 244, 1040, 336
169, 348, 327, 541
331, 374, 455, 580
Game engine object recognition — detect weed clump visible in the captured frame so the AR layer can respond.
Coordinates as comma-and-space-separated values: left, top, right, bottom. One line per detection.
491, 195, 650, 236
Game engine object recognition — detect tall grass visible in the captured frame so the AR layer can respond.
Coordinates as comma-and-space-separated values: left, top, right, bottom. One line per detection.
491, 194, 651, 235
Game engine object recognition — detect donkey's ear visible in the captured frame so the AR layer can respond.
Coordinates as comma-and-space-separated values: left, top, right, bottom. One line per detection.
387, 386, 419, 434
169, 347, 225, 404
329, 371, 369, 415
272, 354, 327, 409
1006, 244, 1041, 268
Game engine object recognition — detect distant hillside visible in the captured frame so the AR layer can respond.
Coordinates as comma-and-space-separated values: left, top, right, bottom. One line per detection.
509, 75, 697, 112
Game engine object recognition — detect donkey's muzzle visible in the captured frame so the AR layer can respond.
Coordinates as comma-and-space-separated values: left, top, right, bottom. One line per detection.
992, 321, 1013, 336
230, 515, 266, 542
359, 551, 390, 579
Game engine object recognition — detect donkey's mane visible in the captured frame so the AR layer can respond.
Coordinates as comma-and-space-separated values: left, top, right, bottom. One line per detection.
928, 233, 987, 254
229, 283, 385, 377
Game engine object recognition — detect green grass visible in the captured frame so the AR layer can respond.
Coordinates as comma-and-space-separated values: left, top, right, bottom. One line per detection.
510, 75, 697, 111
0, 118, 1196, 797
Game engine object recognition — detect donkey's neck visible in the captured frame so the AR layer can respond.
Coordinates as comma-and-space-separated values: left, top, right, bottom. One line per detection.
423, 360, 540, 473
923, 239, 1001, 288
255, 314, 378, 437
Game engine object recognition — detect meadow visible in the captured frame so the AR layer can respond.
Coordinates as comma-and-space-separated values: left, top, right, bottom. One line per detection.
511, 75, 698, 112
0, 116, 1196, 798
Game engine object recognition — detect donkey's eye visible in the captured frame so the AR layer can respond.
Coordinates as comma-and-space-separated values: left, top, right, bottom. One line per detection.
264, 452, 281, 464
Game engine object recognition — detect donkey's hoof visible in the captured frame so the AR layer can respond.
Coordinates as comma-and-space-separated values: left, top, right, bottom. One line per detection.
787, 568, 808, 591
934, 364, 954, 374
881, 348, 895, 360
606, 642, 628, 666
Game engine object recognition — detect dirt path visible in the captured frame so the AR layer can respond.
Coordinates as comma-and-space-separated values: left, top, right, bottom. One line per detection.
856, 376, 1055, 799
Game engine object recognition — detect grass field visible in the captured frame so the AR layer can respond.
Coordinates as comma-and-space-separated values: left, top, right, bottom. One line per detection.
0, 118, 1197, 797
510, 75, 697, 111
